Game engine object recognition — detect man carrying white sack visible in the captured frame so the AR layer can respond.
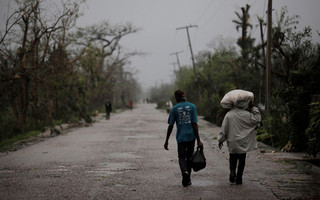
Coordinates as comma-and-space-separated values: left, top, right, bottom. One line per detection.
218, 89, 261, 185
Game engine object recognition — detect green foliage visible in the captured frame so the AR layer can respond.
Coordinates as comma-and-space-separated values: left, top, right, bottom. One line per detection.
255, 91, 292, 148
198, 92, 227, 126
257, 114, 291, 148
306, 102, 320, 157
169, 5, 320, 155
274, 31, 320, 151
144, 5, 320, 156
253, 7, 320, 153
256, 133, 272, 144
148, 83, 175, 109
0, 108, 18, 142
174, 67, 197, 97
174, 48, 240, 125
0, 1, 141, 143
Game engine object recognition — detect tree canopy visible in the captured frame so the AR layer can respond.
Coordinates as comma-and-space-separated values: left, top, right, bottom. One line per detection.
0, 0, 142, 142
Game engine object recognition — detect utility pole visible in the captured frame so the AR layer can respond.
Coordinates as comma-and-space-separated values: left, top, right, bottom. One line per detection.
169, 50, 183, 70
169, 62, 178, 83
169, 62, 177, 72
258, 18, 266, 64
176, 25, 198, 81
258, 17, 266, 105
265, 0, 272, 114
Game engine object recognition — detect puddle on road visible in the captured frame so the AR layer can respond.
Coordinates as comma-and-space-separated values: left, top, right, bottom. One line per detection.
122, 127, 137, 132
108, 152, 140, 159
192, 180, 218, 187
134, 120, 147, 126
46, 169, 69, 172
86, 162, 138, 177
45, 165, 70, 172
124, 134, 159, 139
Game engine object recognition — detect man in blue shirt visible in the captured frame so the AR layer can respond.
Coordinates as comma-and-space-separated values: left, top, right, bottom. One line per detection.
164, 89, 203, 187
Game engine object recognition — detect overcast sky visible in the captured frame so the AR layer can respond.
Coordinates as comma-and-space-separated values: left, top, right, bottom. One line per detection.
1, 0, 320, 90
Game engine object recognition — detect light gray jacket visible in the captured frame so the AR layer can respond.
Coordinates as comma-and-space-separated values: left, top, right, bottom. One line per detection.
218, 107, 261, 154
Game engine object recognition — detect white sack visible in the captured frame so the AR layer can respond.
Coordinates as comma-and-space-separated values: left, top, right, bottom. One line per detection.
220, 89, 254, 109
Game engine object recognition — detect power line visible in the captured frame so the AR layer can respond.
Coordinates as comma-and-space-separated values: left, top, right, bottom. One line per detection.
171, 30, 178, 51
194, 0, 215, 24
263, 0, 267, 18
202, 0, 226, 26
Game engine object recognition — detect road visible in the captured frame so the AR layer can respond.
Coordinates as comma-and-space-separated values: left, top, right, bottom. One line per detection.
0, 103, 319, 200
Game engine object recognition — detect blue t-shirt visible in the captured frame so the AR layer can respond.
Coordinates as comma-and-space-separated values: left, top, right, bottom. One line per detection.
168, 102, 198, 143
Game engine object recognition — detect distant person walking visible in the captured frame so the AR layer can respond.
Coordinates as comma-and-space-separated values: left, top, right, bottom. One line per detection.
218, 100, 261, 185
166, 100, 173, 114
164, 89, 203, 187
105, 99, 112, 120
129, 100, 133, 110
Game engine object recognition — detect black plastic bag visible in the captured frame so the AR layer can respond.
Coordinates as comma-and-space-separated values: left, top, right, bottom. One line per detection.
191, 147, 206, 172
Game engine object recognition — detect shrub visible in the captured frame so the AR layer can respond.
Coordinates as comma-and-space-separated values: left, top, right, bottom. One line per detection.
0, 108, 18, 142
306, 102, 320, 157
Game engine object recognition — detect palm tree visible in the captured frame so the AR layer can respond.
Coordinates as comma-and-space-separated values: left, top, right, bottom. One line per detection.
232, 4, 255, 69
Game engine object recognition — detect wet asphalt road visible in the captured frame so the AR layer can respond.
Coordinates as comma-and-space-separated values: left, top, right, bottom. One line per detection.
0, 103, 319, 200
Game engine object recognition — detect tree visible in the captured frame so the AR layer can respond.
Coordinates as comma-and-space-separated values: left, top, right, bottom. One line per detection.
74, 21, 139, 64
260, 7, 320, 151
148, 83, 175, 109
0, 0, 78, 132
0, 0, 143, 143
232, 4, 255, 70
73, 22, 140, 108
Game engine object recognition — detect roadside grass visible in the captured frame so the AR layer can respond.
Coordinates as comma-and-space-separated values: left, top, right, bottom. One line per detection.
0, 130, 41, 148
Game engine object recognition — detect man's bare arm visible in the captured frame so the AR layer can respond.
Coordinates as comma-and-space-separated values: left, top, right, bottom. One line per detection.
164, 124, 174, 150
192, 123, 203, 148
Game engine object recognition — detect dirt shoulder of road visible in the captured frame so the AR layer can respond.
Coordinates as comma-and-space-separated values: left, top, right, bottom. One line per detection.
0, 114, 106, 153
197, 116, 320, 200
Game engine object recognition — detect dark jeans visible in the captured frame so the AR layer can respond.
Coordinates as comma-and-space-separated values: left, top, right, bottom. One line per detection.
177, 140, 195, 174
106, 111, 110, 119
229, 153, 246, 181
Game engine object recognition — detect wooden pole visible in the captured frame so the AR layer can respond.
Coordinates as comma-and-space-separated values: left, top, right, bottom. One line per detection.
265, 0, 272, 114
169, 50, 183, 71
176, 25, 198, 81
